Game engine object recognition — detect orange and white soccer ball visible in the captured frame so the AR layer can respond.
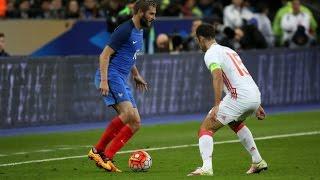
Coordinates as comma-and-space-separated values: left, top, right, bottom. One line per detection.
128, 150, 152, 172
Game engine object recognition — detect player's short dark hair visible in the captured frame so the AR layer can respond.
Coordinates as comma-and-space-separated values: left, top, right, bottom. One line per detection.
133, 0, 157, 14
196, 23, 215, 40
0, 33, 4, 38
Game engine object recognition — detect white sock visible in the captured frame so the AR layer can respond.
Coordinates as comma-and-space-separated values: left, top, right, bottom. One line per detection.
199, 135, 213, 170
236, 126, 262, 163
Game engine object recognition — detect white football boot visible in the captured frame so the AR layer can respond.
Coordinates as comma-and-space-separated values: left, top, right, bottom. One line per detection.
246, 159, 268, 174
187, 167, 213, 176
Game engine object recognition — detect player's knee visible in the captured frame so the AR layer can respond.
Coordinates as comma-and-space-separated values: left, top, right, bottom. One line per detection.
127, 112, 141, 131
119, 110, 134, 123
128, 118, 141, 132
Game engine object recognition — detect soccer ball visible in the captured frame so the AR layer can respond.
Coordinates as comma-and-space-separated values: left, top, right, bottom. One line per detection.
128, 150, 152, 172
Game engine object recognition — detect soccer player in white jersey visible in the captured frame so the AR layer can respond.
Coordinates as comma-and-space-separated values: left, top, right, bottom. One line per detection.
188, 23, 268, 176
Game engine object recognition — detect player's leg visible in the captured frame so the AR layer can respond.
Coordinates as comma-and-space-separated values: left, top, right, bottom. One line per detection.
104, 102, 140, 160
88, 102, 133, 172
103, 84, 140, 160
98, 80, 140, 172
94, 111, 125, 153
90, 101, 136, 172
199, 114, 224, 170
89, 76, 130, 172
91, 73, 126, 152
96, 75, 136, 151
188, 112, 224, 176
228, 115, 267, 173
229, 121, 263, 163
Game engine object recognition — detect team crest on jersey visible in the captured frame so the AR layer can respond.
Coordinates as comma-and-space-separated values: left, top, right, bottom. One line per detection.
133, 50, 143, 60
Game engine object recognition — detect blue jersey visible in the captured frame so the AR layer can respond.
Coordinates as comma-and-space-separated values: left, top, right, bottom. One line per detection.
95, 19, 143, 108
107, 19, 143, 79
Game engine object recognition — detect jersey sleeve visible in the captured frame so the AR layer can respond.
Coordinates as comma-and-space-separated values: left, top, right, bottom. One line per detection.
204, 51, 222, 72
107, 23, 132, 51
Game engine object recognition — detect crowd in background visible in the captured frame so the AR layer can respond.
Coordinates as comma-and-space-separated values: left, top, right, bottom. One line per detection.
0, 0, 319, 55
152, 0, 318, 53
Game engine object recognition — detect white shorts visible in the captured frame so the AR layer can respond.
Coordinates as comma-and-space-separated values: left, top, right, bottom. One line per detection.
214, 95, 261, 125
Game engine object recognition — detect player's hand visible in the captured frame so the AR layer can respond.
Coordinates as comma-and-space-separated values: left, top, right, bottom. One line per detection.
133, 75, 148, 92
256, 105, 266, 120
99, 80, 109, 96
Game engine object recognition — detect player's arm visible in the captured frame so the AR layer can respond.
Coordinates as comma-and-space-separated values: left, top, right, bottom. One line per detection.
131, 65, 148, 91
131, 65, 140, 77
99, 46, 115, 95
210, 64, 223, 106
207, 63, 223, 119
204, 51, 223, 117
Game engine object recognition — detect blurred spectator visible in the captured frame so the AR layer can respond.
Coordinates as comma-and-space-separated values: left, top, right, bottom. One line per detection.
101, 0, 122, 33
251, 2, 274, 47
242, 0, 253, 11
80, 0, 103, 19
197, 0, 223, 19
0, 33, 9, 57
170, 34, 184, 54
117, 0, 135, 24
273, 0, 317, 46
280, 0, 316, 47
19, 0, 33, 18
5, 0, 15, 18
35, 0, 51, 18
0, 0, 7, 17
118, 0, 134, 16
156, 33, 170, 53
65, 0, 81, 19
211, 18, 224, 43
162, 1, 180, 16
235, 24, 268, 49
198, 0, 213, 17
184, 19, 202, 51
9, 0, 34, 19
181, 0, 202, 17
158, 0, 170, 13
219, 27, 239, 50
223, 0, 253, 29
50, 0, 65, 19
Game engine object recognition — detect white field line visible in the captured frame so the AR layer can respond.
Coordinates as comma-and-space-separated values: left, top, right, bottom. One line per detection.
57, 147, 74, 150
34, 149, 54, 153
11, 152, 28, 155
1, 147, 76, 157
0, 131, 319, 167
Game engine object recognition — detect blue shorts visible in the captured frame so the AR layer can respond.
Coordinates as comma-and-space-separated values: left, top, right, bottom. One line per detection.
95, 71, 137, 108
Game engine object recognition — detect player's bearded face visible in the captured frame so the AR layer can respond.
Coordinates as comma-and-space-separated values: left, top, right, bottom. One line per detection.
140, 7, 156, 29
140, 14, 151, 28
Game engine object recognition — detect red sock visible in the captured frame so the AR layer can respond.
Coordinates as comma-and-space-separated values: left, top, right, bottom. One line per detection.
198, 129, 214, 137
231, 122, 245, 133
104, 125, 134, 159
95, 116, 125, 152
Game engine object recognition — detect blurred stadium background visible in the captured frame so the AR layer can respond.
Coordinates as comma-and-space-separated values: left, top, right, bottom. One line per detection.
0, 0, 320, 179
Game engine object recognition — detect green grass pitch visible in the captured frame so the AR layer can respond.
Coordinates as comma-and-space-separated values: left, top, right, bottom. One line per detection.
0, 111, 320, 179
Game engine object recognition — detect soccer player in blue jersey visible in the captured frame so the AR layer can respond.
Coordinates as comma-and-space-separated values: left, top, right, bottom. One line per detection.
88, 0, 157, 172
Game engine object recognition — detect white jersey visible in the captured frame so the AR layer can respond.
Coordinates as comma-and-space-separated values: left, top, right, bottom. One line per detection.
204, 43, 260, 101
